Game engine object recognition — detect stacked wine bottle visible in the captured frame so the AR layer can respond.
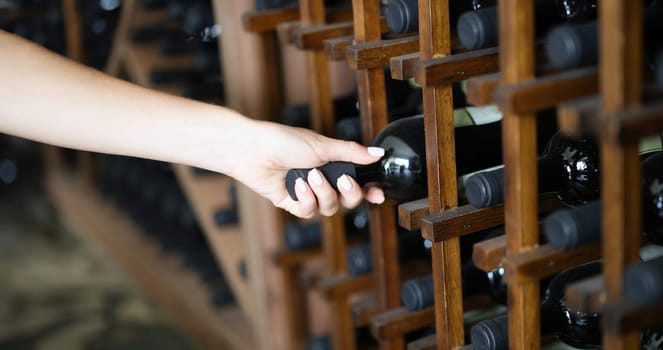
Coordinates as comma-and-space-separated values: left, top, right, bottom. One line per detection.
95, 154, 236, 308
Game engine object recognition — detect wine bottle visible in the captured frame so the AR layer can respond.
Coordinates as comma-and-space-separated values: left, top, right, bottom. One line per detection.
624, 245, 663, 308
283, 205, 369, 251
464, 132, 601, 209
400, 262, 506, 311
346, 230, 426, 276
286, 105, 508, 202
456, 0, 592, 50
385, 0, 496, 34
546, 1, 663, 70
542, 146, 663, 250
470, 261, 603, 350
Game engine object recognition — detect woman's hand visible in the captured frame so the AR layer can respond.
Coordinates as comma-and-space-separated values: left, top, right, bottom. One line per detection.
222, 120, 385, 219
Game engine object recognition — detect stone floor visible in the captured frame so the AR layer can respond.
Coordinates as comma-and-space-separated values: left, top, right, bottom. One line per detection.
0, 145, 198, 350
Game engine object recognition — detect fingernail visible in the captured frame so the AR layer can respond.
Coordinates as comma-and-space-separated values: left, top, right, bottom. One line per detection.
308, 169, 323, 186
337, 174, 353, 191
295, 178, 307, 194
373, 193, 385, 204
368, 147, 385, 157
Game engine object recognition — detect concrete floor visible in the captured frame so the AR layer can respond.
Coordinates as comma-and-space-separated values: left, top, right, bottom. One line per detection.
0, 147, 198, 350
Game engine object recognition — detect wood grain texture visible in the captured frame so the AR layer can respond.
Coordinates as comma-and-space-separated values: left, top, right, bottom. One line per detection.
318, 274, 374, 299
417, 0, 464, 347
557, 96, 601, 138
565, 275, 606, 314
370, 307, 436, 340
612, 101, 663, 144
599, 0, 644, 347
299, 1, 354, 349
271, 248, 322, 267
351, 1, 400, 349
496, 66, 598, 115
346, 35, 419, 70
498, 0, 540, 348
464, 73, 500, 106
242, 6, 300, 32
414, 47, 499, 87
502, 243, 601, 283
602, 302, 663, 335
397, 198, 429, 231
422, 194, 563, 242
600, 142, 642, 349
61, 0, 83, 61
294, 17, 388, 50
294, 21, 356, 50
243, 5, 354, 32
352, 297, 378, 326
389, 52, 420, 80
324, 35, 354, 60
473, 235, 506, 273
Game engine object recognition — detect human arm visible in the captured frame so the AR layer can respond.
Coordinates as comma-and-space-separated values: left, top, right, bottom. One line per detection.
0, 30, 385, 218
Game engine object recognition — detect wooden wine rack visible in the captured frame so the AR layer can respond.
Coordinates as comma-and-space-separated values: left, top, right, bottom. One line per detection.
45, 0, 663, 349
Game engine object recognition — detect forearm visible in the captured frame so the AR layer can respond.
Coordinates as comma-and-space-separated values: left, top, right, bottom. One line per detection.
0, 30, 254, 173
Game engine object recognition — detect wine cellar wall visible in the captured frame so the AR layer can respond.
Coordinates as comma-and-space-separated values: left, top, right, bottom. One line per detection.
23, 0, 663, 349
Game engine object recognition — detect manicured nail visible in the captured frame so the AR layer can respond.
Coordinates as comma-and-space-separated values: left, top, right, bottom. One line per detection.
373, 192, 385, 204
295, 178, 308, 194
368, 147, 385, 157
337, 174, 353, 191
308, 169, 323, 186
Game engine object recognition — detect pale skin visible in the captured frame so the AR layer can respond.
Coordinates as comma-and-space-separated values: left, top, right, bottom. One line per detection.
0, 30, 385, 219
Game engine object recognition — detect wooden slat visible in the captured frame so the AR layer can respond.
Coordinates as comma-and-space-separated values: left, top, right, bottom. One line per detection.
496, 66, 598, 115
603, 302, 663, 335
417, 0, 464, 348
612, 102, 663, 143
370, 307, 436, 340
318, 274, 374, 299
557, 96, 601, 138
293, 18, 388, 50
242, 6, 299, 32
599, 0, 644, 347
351, 1, 399, 349
498, 0, 540, 348
389, 52, 420, 80
371, 294, 492, 341
346, 35, 419, 70
565, 275, 605, 314
414, 47, 499, 87
502, 244, 602, 283
464, 73, 500, 106
294, 21, 356, 50
299, 0, 354, 349
243, 6, 354, 32
352, 297, 379, 326
397, 198, 429, 231
473, 235, 506, 273
324, 35, 354, 61
272, 247, 322, 267
421, 194, 562, 243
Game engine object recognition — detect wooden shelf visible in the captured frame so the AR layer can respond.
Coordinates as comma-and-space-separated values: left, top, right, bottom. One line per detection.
45, 166, 255, 350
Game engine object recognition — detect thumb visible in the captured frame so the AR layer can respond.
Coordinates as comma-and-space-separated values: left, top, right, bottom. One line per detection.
318, 138, 384, 165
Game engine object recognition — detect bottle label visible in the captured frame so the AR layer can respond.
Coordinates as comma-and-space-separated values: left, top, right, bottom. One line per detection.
639, 134, 663, 155
454, 105, 503, 127
640, 244, 663, 262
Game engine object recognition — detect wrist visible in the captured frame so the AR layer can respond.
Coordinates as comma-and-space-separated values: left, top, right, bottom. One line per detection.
183, 106, 260, 176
